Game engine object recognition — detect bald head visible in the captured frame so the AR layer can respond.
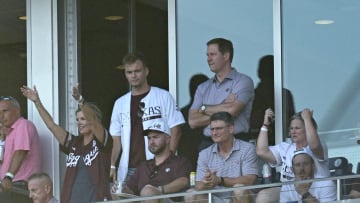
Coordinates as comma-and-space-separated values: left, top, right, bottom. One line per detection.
28, 173, 54, 203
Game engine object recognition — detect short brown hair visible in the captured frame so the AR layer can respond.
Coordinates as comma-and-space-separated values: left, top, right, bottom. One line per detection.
207, 38, 234, 63
122, 52, 148, 67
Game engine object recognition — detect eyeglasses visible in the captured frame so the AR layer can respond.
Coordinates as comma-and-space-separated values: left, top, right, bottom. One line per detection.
137, 102, 145, 118
149, 166, 159, 179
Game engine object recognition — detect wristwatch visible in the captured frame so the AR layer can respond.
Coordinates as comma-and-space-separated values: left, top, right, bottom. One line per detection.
199, 105, 206, 114
219, 177, 225, 186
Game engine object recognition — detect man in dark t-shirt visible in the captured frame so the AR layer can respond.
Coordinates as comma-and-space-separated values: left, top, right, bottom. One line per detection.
113, 119, 191, 202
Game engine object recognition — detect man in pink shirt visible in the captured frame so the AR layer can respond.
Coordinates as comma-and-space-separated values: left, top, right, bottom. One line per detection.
0, 96, 41, 203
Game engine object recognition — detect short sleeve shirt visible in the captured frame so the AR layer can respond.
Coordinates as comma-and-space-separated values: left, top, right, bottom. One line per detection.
269, 142, 330, 182
196, 139, 258, 181
191, 69, 254, 136
0, 117, 41, 181
126, 153, 191, 195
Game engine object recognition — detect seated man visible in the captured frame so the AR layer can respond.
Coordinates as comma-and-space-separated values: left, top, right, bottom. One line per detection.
0, 96, 41, 203
185, 112, 258, 203
113, 119, 192, 203
28, 172, 59, 203
280, 149, 336, 202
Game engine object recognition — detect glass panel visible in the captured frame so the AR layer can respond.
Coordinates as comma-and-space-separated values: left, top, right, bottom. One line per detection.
282, 0, 360, 171
177, 0, 274, 109
135, 0, 168, 90
79, 0, 168, 128
0, 0, 27, 116
79, 0, 129, 128
176, 0, 273, 168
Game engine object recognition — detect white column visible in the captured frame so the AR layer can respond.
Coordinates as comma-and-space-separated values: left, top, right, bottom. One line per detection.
27, 0, 61, 198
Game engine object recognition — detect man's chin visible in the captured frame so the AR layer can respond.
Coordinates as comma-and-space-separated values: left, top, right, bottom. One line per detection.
149, 148, 158, 154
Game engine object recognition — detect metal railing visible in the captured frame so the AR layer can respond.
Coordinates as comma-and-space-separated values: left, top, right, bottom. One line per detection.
96, 174, 360, 203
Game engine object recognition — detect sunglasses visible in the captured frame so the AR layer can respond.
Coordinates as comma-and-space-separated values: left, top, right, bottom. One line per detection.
137, 102, 145, 118
0, 96, 15, 101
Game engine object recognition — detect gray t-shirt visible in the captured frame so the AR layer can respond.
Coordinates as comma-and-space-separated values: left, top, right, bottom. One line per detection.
69, 157, 96, 203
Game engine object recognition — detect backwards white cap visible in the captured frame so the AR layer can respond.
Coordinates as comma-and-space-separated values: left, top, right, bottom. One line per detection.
143, 119, 170, 136
292, 148, 314, 162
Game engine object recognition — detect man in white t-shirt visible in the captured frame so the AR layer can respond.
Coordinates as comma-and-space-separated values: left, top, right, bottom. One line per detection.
280, 149, 336, 202
108, 53, 185, 184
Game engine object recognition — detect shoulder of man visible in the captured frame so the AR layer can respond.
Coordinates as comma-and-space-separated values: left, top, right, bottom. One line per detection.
12, 117, 39, 134
116, 91, 132, 101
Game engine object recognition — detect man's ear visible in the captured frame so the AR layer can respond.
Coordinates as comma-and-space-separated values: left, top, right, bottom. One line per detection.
229, 124, 235, 134
165, 135, 171, 144
44, 184, 51, 194
145, 66, 150, 76
224, 52, 230, 61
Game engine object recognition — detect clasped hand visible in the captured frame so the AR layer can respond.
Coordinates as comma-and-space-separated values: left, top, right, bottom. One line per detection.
202, 169, 220, 188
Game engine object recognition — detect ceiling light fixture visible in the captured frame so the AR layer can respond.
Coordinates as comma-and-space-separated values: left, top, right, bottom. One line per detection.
104, 16, 124, 21
314, 19, 334, 25
18, 16, 27, 21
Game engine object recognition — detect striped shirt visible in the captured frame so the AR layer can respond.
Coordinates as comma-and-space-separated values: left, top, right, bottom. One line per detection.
196, 138, 258, 181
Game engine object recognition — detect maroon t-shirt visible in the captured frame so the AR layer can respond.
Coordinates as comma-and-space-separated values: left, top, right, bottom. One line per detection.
129, 92, 148, 167
127, 153, 192, 195
60, 132, 113, 203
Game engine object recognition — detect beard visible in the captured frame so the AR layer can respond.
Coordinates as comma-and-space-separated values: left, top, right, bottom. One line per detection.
149, 141, 167, 155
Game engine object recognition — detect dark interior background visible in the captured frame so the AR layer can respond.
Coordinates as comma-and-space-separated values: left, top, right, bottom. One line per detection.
0, 0, 168, 129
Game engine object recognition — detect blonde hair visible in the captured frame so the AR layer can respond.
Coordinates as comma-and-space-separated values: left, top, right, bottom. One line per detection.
76, 102, 103, 122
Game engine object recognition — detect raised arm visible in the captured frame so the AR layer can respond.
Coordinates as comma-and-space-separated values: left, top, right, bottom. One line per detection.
71, 83, 105, 143
302, 109, 324, 159
256, 108, 277, 164
21, 85, 68, 145
72, 83, 84, 104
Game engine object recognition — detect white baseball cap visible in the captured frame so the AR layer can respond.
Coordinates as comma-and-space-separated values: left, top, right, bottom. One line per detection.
292, 148, 314, 162
143, 119, 170, 136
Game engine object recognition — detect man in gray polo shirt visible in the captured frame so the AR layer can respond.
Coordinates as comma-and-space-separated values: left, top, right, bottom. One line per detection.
188, 38, 254, 151
185, 112, 258, 203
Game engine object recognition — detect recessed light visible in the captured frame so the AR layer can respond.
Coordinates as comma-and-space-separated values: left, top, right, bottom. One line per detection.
104, 16, 124, 21
115, 65, 125, 70
314, 19, 334, 25
18, 16, 27, 21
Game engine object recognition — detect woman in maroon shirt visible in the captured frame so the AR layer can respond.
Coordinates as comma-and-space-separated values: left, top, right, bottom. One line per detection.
21, 85, 113, 203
